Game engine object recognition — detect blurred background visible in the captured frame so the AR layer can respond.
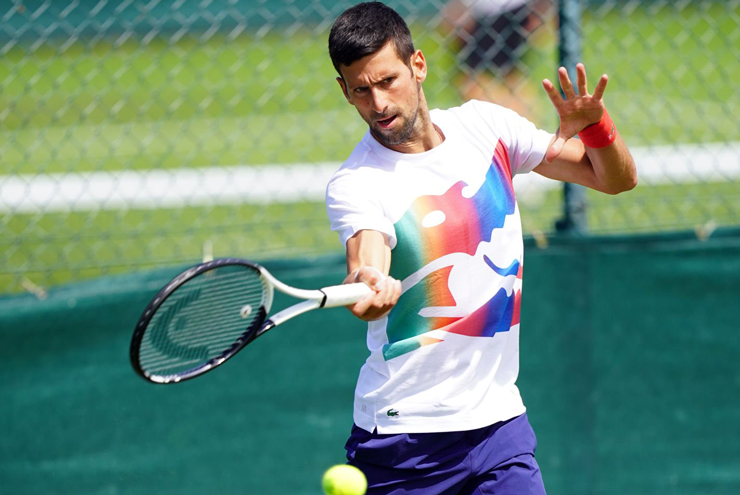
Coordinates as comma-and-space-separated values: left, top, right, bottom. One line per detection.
1, 1, 738, 494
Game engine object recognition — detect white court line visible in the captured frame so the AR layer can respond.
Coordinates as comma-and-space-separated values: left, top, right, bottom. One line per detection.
513, 141, 740, 203
0, 163, 340, 213
1, 143, 739, 213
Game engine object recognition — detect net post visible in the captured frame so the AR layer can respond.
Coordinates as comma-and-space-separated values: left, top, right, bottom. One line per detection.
555, 0, 588, 235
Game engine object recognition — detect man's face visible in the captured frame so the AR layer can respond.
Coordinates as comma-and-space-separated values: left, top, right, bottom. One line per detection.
338, 42, 427, 149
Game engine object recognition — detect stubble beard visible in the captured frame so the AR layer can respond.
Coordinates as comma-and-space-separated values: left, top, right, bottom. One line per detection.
371, 110, 417, 147
369, 89, 421, 148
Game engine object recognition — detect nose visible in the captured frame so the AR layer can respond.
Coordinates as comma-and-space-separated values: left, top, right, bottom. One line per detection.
369, 88, 389, 115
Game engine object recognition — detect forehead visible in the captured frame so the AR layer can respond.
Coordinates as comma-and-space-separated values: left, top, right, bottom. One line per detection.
340, 42, 407, 86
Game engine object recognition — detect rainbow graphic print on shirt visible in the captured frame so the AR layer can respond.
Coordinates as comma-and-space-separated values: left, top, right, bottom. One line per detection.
384, 139, 523, 360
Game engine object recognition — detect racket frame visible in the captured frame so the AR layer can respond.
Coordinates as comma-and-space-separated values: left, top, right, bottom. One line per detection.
130, 258, 371, 384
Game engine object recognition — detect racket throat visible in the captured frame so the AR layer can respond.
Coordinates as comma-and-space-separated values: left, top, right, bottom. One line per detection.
256, 319, 276, 338
266, 299, 322, 327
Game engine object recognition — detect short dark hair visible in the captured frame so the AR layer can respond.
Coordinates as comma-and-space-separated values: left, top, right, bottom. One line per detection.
328, 2, 415, 77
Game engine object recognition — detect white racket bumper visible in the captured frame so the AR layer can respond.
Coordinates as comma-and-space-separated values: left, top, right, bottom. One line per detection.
320, 283, 373, 308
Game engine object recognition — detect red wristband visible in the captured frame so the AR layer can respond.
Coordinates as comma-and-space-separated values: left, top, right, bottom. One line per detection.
578, 109, 616, 148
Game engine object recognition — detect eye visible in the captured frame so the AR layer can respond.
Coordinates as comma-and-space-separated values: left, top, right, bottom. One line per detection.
382, 77, 395, 85
354, 86, 368, 94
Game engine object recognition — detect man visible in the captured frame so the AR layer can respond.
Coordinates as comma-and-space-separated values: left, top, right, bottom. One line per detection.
325, 2, 636, 494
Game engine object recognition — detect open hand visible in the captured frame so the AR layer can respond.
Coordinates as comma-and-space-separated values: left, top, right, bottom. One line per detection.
542, 63, 607, 162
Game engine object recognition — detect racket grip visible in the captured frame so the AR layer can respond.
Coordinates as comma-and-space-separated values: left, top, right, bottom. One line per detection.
320, 283, 373, 308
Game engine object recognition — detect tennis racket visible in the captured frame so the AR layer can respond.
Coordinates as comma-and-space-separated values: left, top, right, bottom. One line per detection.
130, 258, 371, 384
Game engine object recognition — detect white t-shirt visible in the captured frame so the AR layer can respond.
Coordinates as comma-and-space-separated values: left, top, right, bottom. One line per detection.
463, 0, 530, 17
326, 100, 553, 434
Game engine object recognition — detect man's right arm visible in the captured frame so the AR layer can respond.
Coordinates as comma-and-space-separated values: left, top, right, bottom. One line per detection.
343, 229, 402, 321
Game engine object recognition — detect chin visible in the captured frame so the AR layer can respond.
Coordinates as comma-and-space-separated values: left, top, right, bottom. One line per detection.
375, 125, 415, 147
374, 132, 406, 147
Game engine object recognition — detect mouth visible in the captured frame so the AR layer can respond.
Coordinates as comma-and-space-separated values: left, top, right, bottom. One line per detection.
376, 115, 397, 129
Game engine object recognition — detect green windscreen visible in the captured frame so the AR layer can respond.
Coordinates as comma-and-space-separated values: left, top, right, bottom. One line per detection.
2, 230, 739, 495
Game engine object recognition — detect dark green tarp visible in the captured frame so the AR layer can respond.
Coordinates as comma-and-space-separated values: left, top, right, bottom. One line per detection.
2, 230, 739, 495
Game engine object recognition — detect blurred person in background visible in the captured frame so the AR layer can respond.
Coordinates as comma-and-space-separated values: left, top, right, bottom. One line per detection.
443, 0, 550, 118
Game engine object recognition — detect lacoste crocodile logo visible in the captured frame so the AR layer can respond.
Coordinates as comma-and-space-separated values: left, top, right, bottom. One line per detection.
386, 409, 400, 417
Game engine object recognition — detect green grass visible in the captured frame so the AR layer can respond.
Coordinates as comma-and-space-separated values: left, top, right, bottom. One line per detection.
581, 2, 740, 146
1, 3, 739, 293
0, 201, 340, 292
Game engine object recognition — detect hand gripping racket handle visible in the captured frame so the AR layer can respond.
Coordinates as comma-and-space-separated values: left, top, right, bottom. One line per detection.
264, 282, 373, 329
320, 282, 374, 308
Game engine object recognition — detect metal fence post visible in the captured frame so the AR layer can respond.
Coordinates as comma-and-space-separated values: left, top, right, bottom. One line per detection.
553, 2, 595, 495
555, 0, 588, 234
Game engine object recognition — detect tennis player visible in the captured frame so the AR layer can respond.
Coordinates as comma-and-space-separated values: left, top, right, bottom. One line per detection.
325, 3, 636, 494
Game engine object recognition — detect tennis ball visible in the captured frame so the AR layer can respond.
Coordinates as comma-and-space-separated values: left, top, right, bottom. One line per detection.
321, 464, 367, 495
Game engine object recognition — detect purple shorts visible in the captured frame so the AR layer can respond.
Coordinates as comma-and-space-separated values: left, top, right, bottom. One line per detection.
345, 413, 547, 495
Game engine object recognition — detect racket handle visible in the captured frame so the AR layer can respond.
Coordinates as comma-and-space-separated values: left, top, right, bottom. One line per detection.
320, 283, 373, 308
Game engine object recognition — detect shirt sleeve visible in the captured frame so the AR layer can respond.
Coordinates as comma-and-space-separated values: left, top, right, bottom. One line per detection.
325, 169, 397, 247
472, 100, 554, 176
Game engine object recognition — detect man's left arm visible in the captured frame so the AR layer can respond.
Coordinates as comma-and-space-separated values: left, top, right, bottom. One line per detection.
533, 63, 637, 194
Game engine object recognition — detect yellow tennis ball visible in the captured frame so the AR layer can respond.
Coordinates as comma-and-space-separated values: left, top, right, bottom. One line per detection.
321, 464, 367, 495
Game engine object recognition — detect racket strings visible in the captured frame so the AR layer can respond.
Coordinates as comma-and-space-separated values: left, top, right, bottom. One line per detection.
138, 266, 268, 377
144, 285, 265, 342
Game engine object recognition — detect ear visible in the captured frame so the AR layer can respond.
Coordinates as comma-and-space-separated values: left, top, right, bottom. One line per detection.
336, 77, 354, 105
411, 50, 427, 84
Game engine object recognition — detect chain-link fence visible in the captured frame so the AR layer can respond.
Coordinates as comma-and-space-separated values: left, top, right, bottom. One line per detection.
2, 0, 738, 294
